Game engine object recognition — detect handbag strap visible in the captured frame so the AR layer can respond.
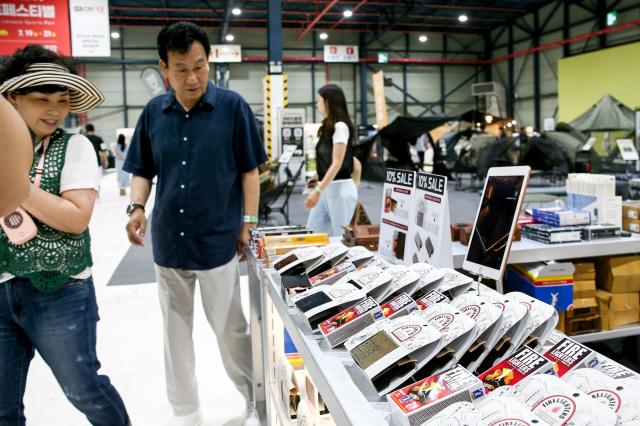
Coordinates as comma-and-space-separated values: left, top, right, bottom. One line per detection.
33, 135, 51, 189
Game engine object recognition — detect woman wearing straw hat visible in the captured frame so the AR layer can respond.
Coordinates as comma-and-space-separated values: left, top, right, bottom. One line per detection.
0, 45, 130, 426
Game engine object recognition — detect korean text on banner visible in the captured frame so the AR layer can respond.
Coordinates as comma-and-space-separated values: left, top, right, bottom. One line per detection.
0, 0, 71, 55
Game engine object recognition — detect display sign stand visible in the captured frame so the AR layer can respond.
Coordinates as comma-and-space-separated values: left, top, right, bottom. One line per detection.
378, 169, 453, 267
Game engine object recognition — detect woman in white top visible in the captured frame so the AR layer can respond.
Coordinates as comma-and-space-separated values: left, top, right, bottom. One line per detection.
113, 133, 130, 196
305, 84, 358, 236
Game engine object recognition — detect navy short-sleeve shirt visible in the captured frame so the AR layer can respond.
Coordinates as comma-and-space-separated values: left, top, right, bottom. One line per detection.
124, 81, 267, 270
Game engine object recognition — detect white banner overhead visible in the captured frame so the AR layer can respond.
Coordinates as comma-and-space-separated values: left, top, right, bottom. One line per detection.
323, 45, 359, 63
209, 44, 242, 63
69, 0, 111, 57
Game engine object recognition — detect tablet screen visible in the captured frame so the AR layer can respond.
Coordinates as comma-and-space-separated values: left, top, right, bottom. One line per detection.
466, 175, 525, 271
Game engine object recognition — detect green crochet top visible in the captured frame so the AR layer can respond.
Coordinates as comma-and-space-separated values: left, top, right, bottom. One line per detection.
0, 129, 93, 293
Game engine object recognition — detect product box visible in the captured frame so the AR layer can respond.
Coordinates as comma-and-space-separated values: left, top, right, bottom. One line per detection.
259, 232, 329, 258
573, 261, 596, 281
422, 401, 485, 426
596, 289, 640, 330
291, 282, 366, 330
273, 246, 324, 275
305, 242, 350, 277
504, 266, 573, 311
415, 290, 450, 311
477, 346, 554, 394
514, 374, 617, 425
532, 207, 591, 226
580, 224, 621, 240
387, 365, 484, 426
566, 297, 598, 319
307, 262, 356, 288
347, 315, 443, 395
343, 265, 393, 300
513, 261, 576, 282
573, 280, 596, 300
542, 336, 598, 377
622, 201, 640, 220
522, 223, 582, 244
319, 297, 383, 348
381, 293, 417, 319
598, 357, 640, 393
623, 217, 640, 233
596, 255, 640, 293
564, 368, 640, 424
344, 245, 375, 268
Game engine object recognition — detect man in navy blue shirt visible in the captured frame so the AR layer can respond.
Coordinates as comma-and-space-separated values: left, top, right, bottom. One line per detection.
123, 22, 267, 426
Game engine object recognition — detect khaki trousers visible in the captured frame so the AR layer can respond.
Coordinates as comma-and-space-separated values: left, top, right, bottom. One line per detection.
155, 257, 252, 416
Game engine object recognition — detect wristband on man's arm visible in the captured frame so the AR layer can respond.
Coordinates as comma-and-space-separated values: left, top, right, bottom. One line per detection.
243, 215, 258, 224
314, 185, 323, 195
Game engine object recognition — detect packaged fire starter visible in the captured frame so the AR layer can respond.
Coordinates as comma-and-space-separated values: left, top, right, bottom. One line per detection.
348, 314, 443, 395
291, 282, 366, 330
564, 368, 640, 425
307, 261, 356, 288
274, 246, 324, 275
450, 293, 504, 372
542, 336, 598, 377
340, 265, 393, 301
415, 290, 450, 311
422, 401, 487, 426
473, 286, 530, 373
306, 242, 349, 276
509, 291, 558, 351
514, 374, 617, 425
476, 393, 547, 426
381, 292, 417, 319
477, 346, 554, 394
377, 265, 421, 303
407, 263, 445, 298
414, 302, 477, 376
387, 364, 484, 426
319, 297, 384, 348
344, 245, 375, 268
598, 356, 640, 394
435, 268, 474, 299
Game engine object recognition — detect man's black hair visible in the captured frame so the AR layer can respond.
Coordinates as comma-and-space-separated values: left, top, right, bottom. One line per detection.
86, 123, 95, 132
157, 22, 211, 64
0, 44, 76, 90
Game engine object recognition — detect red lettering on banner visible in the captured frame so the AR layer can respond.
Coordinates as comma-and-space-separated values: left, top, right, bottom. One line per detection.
0, 1, 69, 55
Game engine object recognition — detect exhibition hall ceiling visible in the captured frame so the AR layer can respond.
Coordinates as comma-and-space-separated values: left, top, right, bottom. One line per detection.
108, 0, 553, 36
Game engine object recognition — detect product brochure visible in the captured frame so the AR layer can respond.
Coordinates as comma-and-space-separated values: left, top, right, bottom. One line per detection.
450, 293, 504, 372
291, 282, 366, 330
407, 263, 445, 298
514, 374, 617, 425
347, 314, 444, 395
472, 285, 531, 373
509, 291, 558, 351
564, 368, 640, 425
387, 364, 484, 426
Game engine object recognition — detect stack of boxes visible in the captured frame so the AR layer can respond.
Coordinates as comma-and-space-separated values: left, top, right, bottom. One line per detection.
596, 256, 640, 331
565, 262, 599, 335
622, 201, 640, 233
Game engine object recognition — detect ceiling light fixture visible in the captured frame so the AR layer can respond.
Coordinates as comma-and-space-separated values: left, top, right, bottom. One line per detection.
343, 9, 353, 18
418, 35, 428, 43
225, 34, 235, 42
231, 7, 242, 16
110, 31, 120, 39
458, 14, 469, 23
319, 32, 328, 40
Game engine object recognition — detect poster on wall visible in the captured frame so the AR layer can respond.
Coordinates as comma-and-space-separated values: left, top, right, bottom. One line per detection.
406, 172, 452, 268
378, 169, 416, 264
0, 0, 71, 55
69, 0, 110, 57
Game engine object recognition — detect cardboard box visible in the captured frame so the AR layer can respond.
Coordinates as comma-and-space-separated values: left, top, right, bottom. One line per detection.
566, 313, 600, 335
572, 280, 596, 300
567, 297, 597, 319
573, 261, 595, 281
622, 201, 640, 220
504, 266, 573, 311
623, 217, 640, 233
596, 256, 640, 293
596, 290, 640, 330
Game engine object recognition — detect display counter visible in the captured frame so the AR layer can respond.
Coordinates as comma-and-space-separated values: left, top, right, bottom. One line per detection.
452, 233, 640, 268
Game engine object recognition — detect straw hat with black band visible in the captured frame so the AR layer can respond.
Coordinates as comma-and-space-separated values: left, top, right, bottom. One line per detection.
0, 62, 104, 112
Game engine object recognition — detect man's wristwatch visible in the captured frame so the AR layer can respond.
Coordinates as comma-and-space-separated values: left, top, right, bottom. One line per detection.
126, 203, 145, 216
